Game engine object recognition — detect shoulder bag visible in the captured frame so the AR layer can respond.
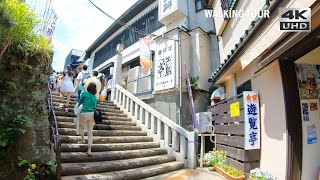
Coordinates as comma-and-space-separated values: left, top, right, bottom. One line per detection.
89, 93, 103, 124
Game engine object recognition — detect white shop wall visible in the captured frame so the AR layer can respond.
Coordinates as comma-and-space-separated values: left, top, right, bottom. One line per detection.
294, 62, 320, 180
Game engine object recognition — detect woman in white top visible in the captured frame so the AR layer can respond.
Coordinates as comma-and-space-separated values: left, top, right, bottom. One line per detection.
60, 65, 74, 112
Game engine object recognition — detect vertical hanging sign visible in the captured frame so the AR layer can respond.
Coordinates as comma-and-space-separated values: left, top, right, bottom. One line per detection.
140, 37, 152, 70
43, 10, 58, 38
243, 91, 261, 150
154, 40, 175, 91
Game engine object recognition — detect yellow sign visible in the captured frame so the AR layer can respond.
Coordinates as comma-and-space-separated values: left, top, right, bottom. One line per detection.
230, 102, 240, 117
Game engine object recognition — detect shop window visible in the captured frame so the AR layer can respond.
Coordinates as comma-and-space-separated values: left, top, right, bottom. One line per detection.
237, 79, 252, 94
220, 0, 236, 11
195, 0, 212, 13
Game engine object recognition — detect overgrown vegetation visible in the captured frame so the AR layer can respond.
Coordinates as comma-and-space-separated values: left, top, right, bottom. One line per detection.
0, 105, 32, 157
18, 157, 55, 180
0, 0, 53, 178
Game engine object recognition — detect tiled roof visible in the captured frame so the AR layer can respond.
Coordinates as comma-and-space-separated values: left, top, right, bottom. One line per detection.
208, 0, 273, 82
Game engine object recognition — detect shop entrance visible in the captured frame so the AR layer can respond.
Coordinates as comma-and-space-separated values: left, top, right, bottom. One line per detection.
280, 28, 320, 180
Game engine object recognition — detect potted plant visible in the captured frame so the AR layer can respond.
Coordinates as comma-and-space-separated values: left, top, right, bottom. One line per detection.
203, 149, 245, 180
249, 168, 276, 180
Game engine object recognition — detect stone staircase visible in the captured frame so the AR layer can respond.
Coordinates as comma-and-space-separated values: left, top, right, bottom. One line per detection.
50, 93, 184, 180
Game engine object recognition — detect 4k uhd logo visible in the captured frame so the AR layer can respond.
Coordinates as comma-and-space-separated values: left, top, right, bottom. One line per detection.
279, 8, 311, 32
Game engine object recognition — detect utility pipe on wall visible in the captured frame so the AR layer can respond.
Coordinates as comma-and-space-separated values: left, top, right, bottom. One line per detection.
178, 28, 182, 126
231, 73, 237, 96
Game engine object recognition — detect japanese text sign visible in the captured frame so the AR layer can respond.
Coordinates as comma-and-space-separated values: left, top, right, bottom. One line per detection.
43, 10, 58, 38
154, 40, 175, 91
159, 0, 176, 17
243, 91, 260, 150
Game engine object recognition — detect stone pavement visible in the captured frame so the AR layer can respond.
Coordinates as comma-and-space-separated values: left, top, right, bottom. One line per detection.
142, 168, 226, 180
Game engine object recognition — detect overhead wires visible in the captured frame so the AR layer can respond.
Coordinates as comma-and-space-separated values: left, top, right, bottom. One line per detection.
88, 0, 216, 43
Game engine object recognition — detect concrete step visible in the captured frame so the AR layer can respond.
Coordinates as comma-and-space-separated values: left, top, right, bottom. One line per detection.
57, 122, 141, 131
58, 128, 147, 136
61, 161, 184, 180
54, 111, 127, 118
54, 106, 122, 114
61, 155, 176, 176
51, 94, 113, 104
52, 102, 119, 110
56, 116, 135, 126
60, 142, 160, 152
52, 98, 114, 106
60, 135, 153, 144
61, 148, 168, 163
56, 115, 132, 122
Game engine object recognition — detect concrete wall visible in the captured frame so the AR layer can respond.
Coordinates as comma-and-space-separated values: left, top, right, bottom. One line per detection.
213, 0, 266, 64
252, 60, 287, 180
232, 60, 287, 180
142, 91, 209, 130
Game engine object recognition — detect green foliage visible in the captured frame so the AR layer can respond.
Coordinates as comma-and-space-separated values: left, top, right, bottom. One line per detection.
0, 104, 32, 157
222, 164, 244, 177
17, 157, 55, 180
204, 149, 244, 177
203, 149, 226, 167
189, 76, 199, 90
0, 0, 53, 63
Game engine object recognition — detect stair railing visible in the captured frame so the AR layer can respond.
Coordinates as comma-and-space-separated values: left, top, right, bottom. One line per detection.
47, 83, 62, 179
113, 84, 197, 168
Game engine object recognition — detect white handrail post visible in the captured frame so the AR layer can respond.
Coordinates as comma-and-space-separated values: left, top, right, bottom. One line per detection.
126, 96, 130, 113
134, 102, 139, 120
130, 99, 134, 116
180, 135, 187, 158
111, 44, 124, 102
164, 125, 172, 146
172, 130, 180, 151
150, 115, 156, 134
187, 131, 197, 169
157, 119, 164, 139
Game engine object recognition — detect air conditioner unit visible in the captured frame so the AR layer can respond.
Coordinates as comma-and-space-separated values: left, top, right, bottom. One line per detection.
196, 112, 213, 133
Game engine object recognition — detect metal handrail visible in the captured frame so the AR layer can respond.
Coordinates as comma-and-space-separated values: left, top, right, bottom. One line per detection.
47, 82, 61, 179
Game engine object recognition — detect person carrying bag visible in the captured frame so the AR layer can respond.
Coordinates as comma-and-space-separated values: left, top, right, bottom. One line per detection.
78, 83, 99, 155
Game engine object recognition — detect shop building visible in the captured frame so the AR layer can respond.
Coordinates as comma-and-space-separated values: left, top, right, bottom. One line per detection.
83, 0, 220, 129
63, 49, 84, 71
208, 0, 320, 179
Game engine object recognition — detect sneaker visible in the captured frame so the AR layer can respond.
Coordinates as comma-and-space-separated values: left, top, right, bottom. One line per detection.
65, 108, 69, 113
59, 103, 64, 108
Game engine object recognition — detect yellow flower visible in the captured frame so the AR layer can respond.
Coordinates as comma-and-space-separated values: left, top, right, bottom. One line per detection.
31, 164, 36, 170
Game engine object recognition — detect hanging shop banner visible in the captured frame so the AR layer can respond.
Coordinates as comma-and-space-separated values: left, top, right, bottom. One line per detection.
295, 64, 318, 99
154, 40, 175, 91
140, 37, 152, 70
43, 10, 58, 38
243, 91, 260, 150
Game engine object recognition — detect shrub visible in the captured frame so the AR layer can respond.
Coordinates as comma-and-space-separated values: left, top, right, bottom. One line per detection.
203, 149, 226, 167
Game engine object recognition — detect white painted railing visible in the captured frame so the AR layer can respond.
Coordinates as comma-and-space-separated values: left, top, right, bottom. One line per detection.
113, 84, 197, 168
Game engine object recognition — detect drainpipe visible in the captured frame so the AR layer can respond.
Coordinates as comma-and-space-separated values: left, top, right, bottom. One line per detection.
186, 0, 191, 29
231, 74, 237, 96
178, 28, 183, 126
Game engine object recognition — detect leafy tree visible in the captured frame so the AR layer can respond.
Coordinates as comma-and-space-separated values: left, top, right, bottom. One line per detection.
0, 0, 52, 61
